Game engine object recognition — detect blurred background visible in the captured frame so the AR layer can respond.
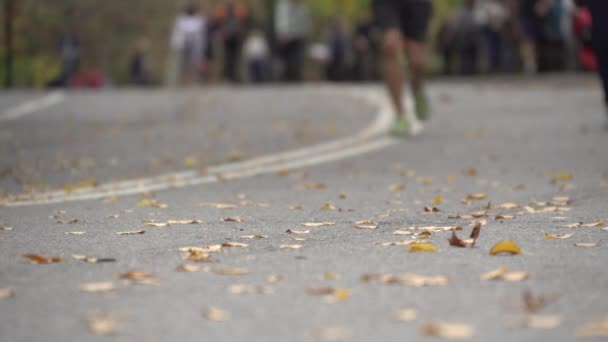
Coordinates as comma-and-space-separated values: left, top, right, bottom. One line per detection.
0, 0, 595, 88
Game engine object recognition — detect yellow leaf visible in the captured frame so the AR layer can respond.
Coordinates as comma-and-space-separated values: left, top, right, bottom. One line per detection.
431, 195, 444, 205
183, 156, 198, 167
64, 177, 97, 194
544, 233, 574, 240
406, 243, 438, 253
320, 203, 337, 211
552, 172, 573, 182
489, 240, 522, 255
467, 193, 487, 201
333, 288, 350, 301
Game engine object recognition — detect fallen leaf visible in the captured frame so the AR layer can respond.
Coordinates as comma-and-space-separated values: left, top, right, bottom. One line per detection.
552, 172, 573, 182
266, 274, 285, 283
353, 220, 378, 230
489, 241, 522, 255
286, 229, 310, 235
419, 322, 475, 340
574, 242, 599, 248
582, 220, 605, 227
522, 290, 560, 313
115, 230, 145, 235
576, 316, 608, 337
464, 167, 478, 176
389, 183, 406, 191
64, 231, 86, 235
241, 234, 267, 239
200, 202, 237, 209
499, 202, 519, 210
22, 254, 62, 264
480, 266, 528, 282
117, 270, 160, 285
280, 244, 302, 250
495, 215, 515, 220
212, 268, 249, 276
183, 156, 198, 167
395, 308, 417, 322
289, 204, 304, 210
204, 307, 230, 321
0, 288, 15, 298
339, 193, 347, 199
57, 219, 79, 224
544, 233, 574, 240
424, 206, 440, 213
72, 255, 116, 263
561, 222, 582, 229
222, 242, 248, 248
467, 193, 487, 201
513, 315, 561, 329
392, 230, 412, 236
176, 264, 206, 272
362, 273, 448, 287
222, 217, 245, 222
333, 288, 350, 302
321, 203, 338, 211
64, 177, 97, 193
228, 284, 273, 294
377, 239, 417, 247
137, 198, 167, 208
302, 222, 335, 227
0, 225, 14, 231
144, 219, 202, 227
87, 313, 119, 336
406, 243, 438, 253
316, 327, 352, 341
80, 282, 116, 293
432, 195, 444, 205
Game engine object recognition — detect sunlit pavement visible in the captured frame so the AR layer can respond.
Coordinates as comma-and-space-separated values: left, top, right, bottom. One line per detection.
1, 76, 608, 342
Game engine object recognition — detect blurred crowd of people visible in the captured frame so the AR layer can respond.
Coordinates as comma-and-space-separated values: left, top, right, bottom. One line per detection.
47, 0, 602, 88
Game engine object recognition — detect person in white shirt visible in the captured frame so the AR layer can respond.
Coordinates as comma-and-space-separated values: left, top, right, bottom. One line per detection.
275, 0, 310, 82
167, 5, 206, 86
243, 28, 270, 83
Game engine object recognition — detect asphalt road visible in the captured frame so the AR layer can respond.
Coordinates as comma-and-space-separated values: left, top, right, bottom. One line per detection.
1, 77, 608, 342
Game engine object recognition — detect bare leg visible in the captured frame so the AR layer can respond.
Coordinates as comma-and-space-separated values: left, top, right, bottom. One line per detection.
522, 39, 537, 74
381, 29, 406, 117
403, 39, 427, 95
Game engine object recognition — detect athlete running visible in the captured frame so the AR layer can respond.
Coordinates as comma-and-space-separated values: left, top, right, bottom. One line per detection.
372, 0, 433, 137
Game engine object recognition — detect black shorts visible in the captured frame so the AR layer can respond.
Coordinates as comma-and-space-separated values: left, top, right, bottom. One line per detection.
372, 0, 432, 42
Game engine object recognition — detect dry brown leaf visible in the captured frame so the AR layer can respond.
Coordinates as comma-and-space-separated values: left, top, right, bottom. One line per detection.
115, 230, 145, 235
544, 233, 574, 240
286, 229, 310, 235
464, 167, 478, 176
522, 290, 560, 313
182, 249, 211, 262
321, 203, 338, 211
353, 220, 379, 230
117, 270, 160, 285
495, 215, 515, 220
57, 219, 79, 224
80, 282, 116, 293
280, 244, 302, 250
0, 225, 14, 231
480, 266, 528, 282
221, 242, 249, 248
424, 206, 440, 214
87, 313, 119, 336
266, 274, 285, 283
406, 243, 438, 253
176, 264, 207, 272
489, 241, 522, 255
0, 288, 15, 298
72, 255, 116, 263
241, 234, 267, 239
222, 216, 245, 222
419, 322, 475, 340
499, 202, 519, 210
561, 222, 582, 229
361, 273, 448, 287
289, 204, 304, 210
204, 307, 230, 321
574, 242, 599, 248
467, 193, 487, 201
144, 219, 202, 227
64, 231, 86, 235
377, 239, 417, 247
389, 182, 406, 191
576, 316, 608, 337
339, 193, 347, 199
316, 326, 352, 341
22, 254, 62, 264
514, 315, 562, 329
395, 308, 417, 322
302, 222, 336, 227
582, 220, 605, 227
200, 202, 238, 209
212, 268, 249, 276
228, 284, 273, 295
393, 229, 412, 235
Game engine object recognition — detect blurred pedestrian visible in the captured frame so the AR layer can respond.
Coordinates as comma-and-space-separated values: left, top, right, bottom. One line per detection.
215, 1, 250, 83
275, 0, 310, 82
167, 4, 206, 86
478, 0, 509, 73
372, 0, 433, 136
519, 0, 554, 74
454, 0, 483, 75
353, 14, 380, 81
129, 39, 151, 86
48, 31, 80, 88
243, 27, 270, 83
327, 16, 355, 82
582, 0, 608, 122
437, 15, 458, 75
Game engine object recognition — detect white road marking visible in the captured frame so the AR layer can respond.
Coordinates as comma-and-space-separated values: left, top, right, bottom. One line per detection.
1, 87, 399, 207
0, 91, 65, 122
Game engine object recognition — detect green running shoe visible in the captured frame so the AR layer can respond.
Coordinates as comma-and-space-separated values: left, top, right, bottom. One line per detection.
390, 116, 411, 138
414, 90, 430, 122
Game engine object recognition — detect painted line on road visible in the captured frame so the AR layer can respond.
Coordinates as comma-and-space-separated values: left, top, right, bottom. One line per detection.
1, 87, 399, 207
0, 91, 66, 122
